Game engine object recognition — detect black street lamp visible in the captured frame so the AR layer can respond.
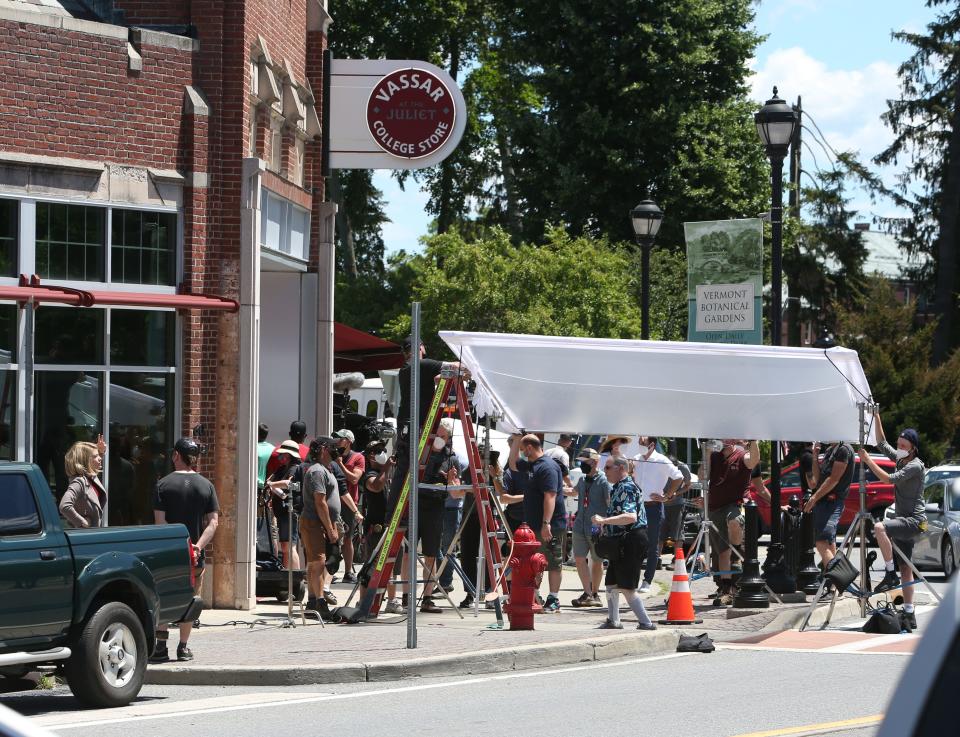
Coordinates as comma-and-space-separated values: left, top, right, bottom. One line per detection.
756, 86, 799, 593
630, 199, 664, 340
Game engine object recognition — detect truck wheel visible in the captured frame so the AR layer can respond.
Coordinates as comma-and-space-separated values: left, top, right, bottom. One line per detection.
943, 539, 956, 580
65, 602, 146, 708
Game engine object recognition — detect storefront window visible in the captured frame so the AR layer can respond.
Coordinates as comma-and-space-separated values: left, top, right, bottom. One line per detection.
35, 203, 106, 281
110, 310, 174, 366
34, 307, 105, 365
107, 373, 174, 525
0, 198, 16, 277
0, 304, 15, 364
0, 371, 15, 461
34, 370, 102, 496
111, 209, 177, 286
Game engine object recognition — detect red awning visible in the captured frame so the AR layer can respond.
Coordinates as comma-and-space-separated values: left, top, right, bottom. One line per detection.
334, 322, 404, 373
0, 276, 238, 312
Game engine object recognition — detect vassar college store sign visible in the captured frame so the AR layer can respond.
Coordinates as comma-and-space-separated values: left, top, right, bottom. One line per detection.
327, 59, 466, 170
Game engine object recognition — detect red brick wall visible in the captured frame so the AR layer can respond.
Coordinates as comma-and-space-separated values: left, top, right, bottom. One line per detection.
0, 21, 193, 170
112, 1, 191, 26
245, 0, 308, 82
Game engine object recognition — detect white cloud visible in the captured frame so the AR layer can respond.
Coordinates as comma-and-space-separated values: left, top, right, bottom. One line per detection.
749, 47, 899, 160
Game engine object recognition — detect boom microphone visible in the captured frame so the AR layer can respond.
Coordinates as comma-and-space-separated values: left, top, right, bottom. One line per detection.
333, 372, 365, 393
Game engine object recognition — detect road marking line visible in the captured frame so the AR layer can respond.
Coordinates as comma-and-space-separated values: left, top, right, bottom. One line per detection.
727, 714, 883, 737
30, 692, 330, 728
44, 652, 692, 730
820, 633, 917, 653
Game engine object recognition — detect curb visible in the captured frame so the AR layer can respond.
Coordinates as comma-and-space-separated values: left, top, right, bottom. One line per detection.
760, 597, 863, 632
145, 630, 681, 686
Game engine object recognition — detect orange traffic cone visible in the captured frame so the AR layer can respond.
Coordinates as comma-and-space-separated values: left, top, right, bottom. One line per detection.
658, 546, 703, 625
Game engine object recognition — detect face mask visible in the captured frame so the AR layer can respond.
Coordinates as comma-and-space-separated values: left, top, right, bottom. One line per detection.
374, 451, 388, 465
519, 452, 528, 462
579, 461, 593, 475
895, 448, 909, 460
733, 444, 746, 454
432, 436, 446, 451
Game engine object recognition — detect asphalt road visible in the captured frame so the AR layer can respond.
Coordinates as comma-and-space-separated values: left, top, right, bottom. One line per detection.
4, 643, 918, 737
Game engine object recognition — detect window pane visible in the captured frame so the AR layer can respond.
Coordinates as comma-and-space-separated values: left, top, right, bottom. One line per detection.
34, 307, 105, 365
0, 198, 17, 277
111, 209, 176, 286
34, 371, 102, 497
289, 206, 308, 260
110, 310, 174, 366
35, 203, 105, 281
0, 474, 41, 535
0, 305, 15, 364
107, 373, 174, 525
0, 370, 15, 460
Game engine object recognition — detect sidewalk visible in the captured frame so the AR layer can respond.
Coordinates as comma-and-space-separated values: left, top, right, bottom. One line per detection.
146, 561, 872, 686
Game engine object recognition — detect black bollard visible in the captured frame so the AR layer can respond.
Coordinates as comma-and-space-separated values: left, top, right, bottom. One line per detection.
796, 492, 821, 595
733, 501, 768, 608
783, 495, 802, 581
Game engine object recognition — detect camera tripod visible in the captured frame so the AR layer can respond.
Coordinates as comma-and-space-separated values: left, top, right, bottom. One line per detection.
799, 401, 943, 630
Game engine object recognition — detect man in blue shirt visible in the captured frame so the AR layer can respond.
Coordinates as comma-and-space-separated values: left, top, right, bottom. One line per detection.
509, 433, 566, 612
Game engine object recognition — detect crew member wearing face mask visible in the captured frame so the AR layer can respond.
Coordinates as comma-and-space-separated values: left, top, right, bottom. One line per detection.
569, 448, 612, 608
859, 412, 926, 628
697, 439, 760, 605
359, 441, 402, 614
413, 417, 461, 613
803, 437, 856, 583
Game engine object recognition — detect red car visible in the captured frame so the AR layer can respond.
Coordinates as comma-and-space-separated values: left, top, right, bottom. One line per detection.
746, 454, 897, 536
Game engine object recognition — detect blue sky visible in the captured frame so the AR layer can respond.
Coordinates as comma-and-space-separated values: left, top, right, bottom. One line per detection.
374, 0, 939, 256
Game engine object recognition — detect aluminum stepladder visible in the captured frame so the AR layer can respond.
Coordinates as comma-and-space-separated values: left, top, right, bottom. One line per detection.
353, 370, 509, 620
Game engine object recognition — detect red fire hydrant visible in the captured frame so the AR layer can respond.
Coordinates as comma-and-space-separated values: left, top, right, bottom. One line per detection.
503, 524, 548, 631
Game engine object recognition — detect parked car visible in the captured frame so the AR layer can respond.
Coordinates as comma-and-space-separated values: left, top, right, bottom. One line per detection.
746, 454, 897, 538
925, 461, 960, 485
883, 475, 960, 578
0, 463, 202, 708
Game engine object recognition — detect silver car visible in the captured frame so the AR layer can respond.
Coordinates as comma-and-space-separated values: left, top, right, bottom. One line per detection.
913, 476, 960, 578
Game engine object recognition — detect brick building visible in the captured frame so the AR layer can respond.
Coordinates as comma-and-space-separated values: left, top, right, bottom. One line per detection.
0, 0, 337, 609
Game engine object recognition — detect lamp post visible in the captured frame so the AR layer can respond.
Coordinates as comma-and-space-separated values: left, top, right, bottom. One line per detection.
630, 199, 664, 340
755, 87, 798, 593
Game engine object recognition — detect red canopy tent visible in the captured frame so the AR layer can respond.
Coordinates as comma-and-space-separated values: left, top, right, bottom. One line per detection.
334, 322, 404, 373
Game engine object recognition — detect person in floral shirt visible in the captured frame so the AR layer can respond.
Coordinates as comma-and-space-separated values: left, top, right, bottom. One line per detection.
592, 455, 656, 630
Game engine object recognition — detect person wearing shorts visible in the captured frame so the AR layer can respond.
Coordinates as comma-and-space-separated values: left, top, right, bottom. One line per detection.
298, 442, 339, 613
699, 440, 760, 604
594, 455, 655, 630
860, 415, 927, 627
570, 448, 611, 607
804, 441, 855, 579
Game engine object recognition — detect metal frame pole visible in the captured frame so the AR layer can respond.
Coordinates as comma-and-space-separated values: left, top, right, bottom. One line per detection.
407, 303, 420, 649
858, 402, 869, 617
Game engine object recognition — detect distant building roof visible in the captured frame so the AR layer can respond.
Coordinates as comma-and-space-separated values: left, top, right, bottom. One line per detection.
822, 227, 929, 281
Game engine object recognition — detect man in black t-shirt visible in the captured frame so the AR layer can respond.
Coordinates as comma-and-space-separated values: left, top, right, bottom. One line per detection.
803, 441, 855, 571
509, 434, 565, 612
151, 438, 219, 663
389, 336, 465, 505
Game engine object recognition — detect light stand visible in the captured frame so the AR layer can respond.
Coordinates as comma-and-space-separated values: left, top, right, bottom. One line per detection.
629, 198, 664, 340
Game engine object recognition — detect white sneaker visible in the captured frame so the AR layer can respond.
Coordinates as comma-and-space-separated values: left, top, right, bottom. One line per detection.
384, 599, 405, 614
638, 581, 652, 594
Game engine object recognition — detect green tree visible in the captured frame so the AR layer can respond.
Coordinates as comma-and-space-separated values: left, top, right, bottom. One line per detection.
380, 227, 666, 356
875, 0, 960, 361
835, 277, 960, 461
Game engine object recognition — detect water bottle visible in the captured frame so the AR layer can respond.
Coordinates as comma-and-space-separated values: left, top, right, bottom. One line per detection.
590, 524, 601, 536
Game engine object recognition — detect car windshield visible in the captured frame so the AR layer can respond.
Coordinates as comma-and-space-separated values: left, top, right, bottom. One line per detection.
950, 481, 960, 511
928, 469, 960, 484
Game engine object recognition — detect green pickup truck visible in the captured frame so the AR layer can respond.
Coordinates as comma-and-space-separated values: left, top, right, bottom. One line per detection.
0, 463, 202, 707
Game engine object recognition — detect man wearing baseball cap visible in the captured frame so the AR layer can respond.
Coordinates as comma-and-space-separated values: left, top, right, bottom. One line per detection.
859, 412, 927, 628
151, 437, 219, 662
333, 429, 365, 583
